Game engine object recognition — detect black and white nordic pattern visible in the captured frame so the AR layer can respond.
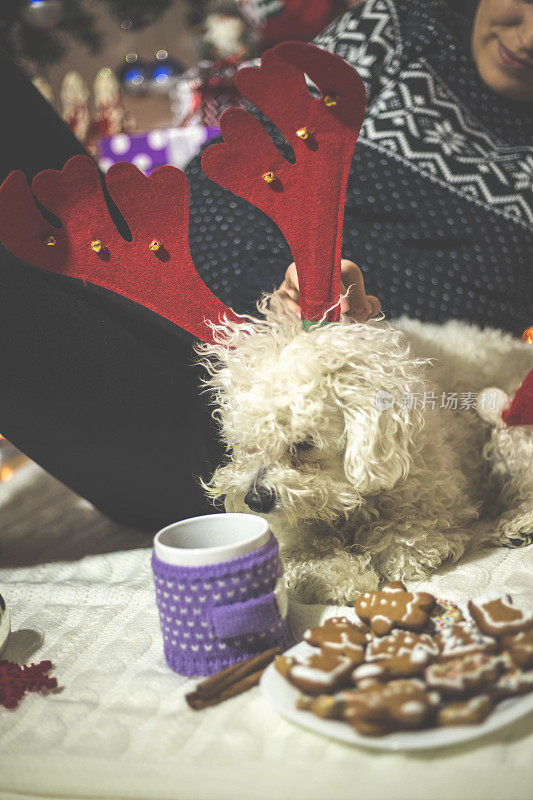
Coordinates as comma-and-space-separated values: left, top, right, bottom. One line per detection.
315, 0, 532, 229
186, 0, 532, 334
361, 62, 532, 228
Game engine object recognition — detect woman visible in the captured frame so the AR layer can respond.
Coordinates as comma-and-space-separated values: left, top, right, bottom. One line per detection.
0, 0, 531, 527
187, 0, 533, 333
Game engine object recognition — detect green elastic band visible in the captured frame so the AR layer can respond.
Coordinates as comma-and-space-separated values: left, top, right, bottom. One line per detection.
301, 319, 335, 331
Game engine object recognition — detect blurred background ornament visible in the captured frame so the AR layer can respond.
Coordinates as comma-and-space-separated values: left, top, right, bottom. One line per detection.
200, 0, 259, 60
92, 66, 124, 138
31, 73, 55, 104
60, 69, 90, 143
149, 50, 185, 93
24, 0, 64, 29
117, 51, 150, 94
171, 0, 258, 128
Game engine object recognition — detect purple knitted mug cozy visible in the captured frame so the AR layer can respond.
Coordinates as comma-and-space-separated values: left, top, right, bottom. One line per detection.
152, 534, 289, 676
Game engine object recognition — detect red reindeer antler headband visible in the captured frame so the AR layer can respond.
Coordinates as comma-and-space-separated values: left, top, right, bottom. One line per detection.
0, 42, 366, 341
0, 157, 240, 343
203, 41, 366, 325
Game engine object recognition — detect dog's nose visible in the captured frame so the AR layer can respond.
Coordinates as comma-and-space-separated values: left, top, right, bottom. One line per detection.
244, 483, 278, 513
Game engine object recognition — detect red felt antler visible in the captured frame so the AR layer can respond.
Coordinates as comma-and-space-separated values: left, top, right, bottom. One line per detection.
0, 155, 239, 343
202, 41, 366, 325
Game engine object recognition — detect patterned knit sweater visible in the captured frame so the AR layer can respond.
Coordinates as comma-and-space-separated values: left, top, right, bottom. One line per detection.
186, 0, 533, 335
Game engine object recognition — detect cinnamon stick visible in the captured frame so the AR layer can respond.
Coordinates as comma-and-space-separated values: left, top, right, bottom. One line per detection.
193, 646, 281, 701
186, 668, 265, 710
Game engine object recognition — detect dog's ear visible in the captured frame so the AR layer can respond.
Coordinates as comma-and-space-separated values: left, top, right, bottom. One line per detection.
342, 400, 414, 494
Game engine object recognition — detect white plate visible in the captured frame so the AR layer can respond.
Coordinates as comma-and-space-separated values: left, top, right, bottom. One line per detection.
260, 641, 533, 751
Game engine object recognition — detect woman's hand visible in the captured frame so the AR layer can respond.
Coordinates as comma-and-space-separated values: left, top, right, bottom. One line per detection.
276, 260, 381, 323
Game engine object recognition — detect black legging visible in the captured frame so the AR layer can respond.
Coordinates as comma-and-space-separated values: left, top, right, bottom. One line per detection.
0, 49, 222, 529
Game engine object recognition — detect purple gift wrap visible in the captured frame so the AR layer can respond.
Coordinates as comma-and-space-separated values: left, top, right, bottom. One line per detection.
97, 126, 220, 175
152, 534, 289, 676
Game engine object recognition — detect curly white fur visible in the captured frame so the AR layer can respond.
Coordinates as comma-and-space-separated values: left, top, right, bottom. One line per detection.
197, 297, 533, 604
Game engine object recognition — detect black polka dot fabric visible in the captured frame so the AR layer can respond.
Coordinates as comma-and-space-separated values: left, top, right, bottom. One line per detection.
186, 0, 533, 335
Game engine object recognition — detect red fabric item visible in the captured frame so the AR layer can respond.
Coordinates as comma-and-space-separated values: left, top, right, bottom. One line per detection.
0, 659, 58, 710
0, 156, 239, 343
262, 0, 339, 48
202, 41, 366, 324
502, 369, 533, 426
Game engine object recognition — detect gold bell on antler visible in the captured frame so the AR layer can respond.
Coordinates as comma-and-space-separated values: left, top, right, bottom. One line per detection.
296, 127, 309, 140
262, 171, 276, 184
44, 234, 56, 246
90, 239, 104, 253
323, 95, 337, 107
522, 326, 533, 344
149, 239, 163, 252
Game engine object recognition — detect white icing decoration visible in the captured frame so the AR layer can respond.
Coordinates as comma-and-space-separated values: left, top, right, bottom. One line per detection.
400, 701, 425, 717
353, 664, 383, 680
409, 647, 429, 664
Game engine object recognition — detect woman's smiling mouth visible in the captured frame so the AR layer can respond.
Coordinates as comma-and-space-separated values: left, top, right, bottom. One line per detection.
498, 40, 533, 75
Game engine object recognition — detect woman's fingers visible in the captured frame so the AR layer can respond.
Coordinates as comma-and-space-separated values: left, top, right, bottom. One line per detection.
276, 263, 301, 316
277, 285, 301, 317
277, 259, 381, 322
366, 295, 381, 319
339, 260, 371, 321
283, 263, 300, 295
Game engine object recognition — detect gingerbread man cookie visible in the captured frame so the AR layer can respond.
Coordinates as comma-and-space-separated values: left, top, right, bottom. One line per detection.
436, 621, 497, 662
437, 695, 493, 727
468, 594, 533, 637
355, 582, 436, 636
501, 629, 533, 670
490, 653, 533, 700
352, 629, 439, 680
274, 652, 354, 695
304, 617, 367, 664
425, 653, 503, 697
342, 679, 439, 735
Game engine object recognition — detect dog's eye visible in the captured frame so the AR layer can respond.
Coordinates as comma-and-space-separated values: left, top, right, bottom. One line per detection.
290, 438, 315, 454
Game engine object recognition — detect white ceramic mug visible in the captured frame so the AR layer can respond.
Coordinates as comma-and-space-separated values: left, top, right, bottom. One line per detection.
153, 512, 272, 567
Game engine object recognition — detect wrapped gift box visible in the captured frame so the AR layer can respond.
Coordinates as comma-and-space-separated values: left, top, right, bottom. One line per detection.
97, 126, 220, 175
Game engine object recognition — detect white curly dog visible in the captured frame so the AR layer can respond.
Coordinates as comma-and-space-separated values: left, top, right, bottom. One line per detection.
199, 296, 533, 604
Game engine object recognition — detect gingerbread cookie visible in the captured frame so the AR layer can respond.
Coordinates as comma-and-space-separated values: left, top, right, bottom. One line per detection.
354, 629, 439, 680
436, 621, 497, 661
355, 582, 436, 637
351, 663, 386, 686
274, 652, 354, 695
356, 651, 433, 682
304, 617, 367, 664
501, 629, 533, 670
343, 679, 439, 735
425, 653, 503, 697
296, 693, 347, 719
366, 629, 440, 662
468, 595, 533, 637
490, 653, 533, 700
437, 695, 493, 727
429, 598, 465, 634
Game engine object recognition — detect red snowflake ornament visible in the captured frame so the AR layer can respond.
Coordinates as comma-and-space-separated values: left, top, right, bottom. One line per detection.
0, 659, 58, 710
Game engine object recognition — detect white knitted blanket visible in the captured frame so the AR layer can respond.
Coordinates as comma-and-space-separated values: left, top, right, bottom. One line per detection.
0, 463, 532, 800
